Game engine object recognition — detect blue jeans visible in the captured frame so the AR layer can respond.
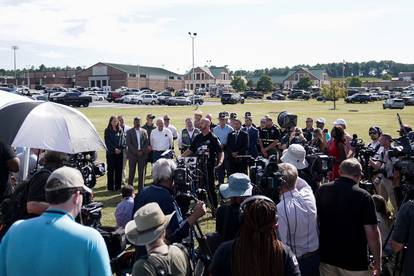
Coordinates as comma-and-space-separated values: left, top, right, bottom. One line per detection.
299, 253, 320, 276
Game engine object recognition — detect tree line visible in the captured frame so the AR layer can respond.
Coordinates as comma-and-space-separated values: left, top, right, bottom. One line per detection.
234, 60, 414, 78
0, 64, 83, 76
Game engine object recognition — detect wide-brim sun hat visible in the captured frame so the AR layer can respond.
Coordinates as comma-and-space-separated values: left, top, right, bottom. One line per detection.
125, 202, 175, 246
219, 173, 253, 199
281, 144, 308, 170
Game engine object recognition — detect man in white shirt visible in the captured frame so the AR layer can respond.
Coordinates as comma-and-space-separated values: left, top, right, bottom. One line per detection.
277, 162, 319, 276
164, 114, 178, 149
178, 118, 200, 153
150, 118, 173, 163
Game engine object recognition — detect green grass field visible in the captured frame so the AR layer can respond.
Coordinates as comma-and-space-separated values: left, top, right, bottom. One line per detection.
79, 99, 414, 227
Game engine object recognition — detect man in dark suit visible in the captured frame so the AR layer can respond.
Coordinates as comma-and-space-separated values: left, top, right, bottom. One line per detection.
242, 113, 259, 159
126, 117, 149, 193
226, 118, 249, 175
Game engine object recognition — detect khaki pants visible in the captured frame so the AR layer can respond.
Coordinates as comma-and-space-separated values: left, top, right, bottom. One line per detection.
320, 263, 371, 276
378, 177, 397, 211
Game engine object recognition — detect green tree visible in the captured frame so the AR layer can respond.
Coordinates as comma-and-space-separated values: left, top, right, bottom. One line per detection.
246, 79, 254, 88
230, 76, 247, 92
296, 77, 313, 90
321, 81, 346, 110
346, 77, 362, 87
256, 75, 273, 92
382, 73, 392, 80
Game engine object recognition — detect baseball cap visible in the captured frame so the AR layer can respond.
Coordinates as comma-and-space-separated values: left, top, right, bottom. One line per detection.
316, 118, 326, 124
218, 112, 228, 119
146, 113, 155, 119
45, 166, 92, 193
230, 113, 238, 119
333, 118, 347, 127
244, 112, 252, 118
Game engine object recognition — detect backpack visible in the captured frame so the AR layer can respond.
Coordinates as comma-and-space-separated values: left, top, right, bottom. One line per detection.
145, 244, 190, 276
0, 169, 51, 239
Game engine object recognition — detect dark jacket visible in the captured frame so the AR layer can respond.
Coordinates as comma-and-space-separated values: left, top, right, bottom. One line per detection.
104, 128, 125, 154
242, 126, 259, 158
226, 130, 248, 156
126, 127, 149, 160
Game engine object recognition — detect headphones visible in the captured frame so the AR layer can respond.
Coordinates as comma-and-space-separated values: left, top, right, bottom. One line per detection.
239, 195, 278, 224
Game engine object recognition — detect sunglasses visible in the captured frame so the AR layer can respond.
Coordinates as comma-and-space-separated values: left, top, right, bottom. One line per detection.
369, 131, 378, 135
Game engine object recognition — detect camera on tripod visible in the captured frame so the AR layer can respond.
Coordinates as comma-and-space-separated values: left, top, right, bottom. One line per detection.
250, 155, 285, 203
65, 151, 106, 188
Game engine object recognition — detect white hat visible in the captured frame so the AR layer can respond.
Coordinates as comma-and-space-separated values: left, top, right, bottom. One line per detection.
316, 118, 326, 124
125, 202, 175, 246
46, 166, 92, 194
333, 118, 347, 127
281, 144, 308, 170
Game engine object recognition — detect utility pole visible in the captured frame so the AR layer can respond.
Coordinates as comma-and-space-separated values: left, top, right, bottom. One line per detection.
188, 32, 197, 104
137, 64, 140, 90
12, 45, 18, 86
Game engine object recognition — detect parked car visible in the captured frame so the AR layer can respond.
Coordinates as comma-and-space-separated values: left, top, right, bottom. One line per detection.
188, 95, 204, 105
175, 90, 190, 97
157, 91, 173, 105
266, 92, 286, 100
221, 93, 245, 105
49, 92, 92, 107
167, 96, 192, 106
383, 98, 405, 109
345, 93, 370, 103
35, 85, 47, 90
316, 95, 335, 101
135, 94, 158, 105
369, 93, 382, 101
106, 91, 122, 102
402, 96, 414, 106
242, 91, 263, 99
288, 91, 310, 100
82, 92, 105, 101
120, 95, 140, 104
194, 88, 207, 96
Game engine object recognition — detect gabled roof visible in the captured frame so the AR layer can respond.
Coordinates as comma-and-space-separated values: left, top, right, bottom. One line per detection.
246, 75, 286, 84
209, 66, 229, 78
102, 62, 182, 77
283, 67, 327, 81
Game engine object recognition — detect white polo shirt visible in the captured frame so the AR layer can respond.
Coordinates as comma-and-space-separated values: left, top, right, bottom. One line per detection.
150, 128, 173, 151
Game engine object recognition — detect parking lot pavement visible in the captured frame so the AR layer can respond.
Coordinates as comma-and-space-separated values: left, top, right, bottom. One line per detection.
89, 101, 223, 108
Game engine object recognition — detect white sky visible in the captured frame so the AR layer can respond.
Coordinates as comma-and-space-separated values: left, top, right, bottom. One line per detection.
0, 0, 412, 73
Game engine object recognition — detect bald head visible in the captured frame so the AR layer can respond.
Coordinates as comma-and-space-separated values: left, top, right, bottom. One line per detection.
200, 118, 211, 132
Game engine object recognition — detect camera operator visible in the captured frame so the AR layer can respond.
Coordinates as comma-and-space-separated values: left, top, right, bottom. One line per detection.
316, 158, 381, 276
367, 126, 382, 153
288, 127, 307, 146
0, 167, 112, 276
277, 163, 319, 276
26, 151, 68, 217
369, 133, 398, 211
391, 200, 414, 276
183, 118, 223, 208
126, 202, 191, 276
281, 144, 318, 192
133, 158, 206, 251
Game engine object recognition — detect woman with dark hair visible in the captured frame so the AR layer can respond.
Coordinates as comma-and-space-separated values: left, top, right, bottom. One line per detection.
209, 197, 301, 276
104, 116, 124, 191
327, 126, 347, 181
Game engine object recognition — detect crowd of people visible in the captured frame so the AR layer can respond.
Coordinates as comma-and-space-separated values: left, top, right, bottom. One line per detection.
0, 108, 413, 276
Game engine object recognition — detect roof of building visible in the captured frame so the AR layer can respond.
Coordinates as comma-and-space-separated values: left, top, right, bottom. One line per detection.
185, 65, 229, 79
283, 68, 327, 81
246, 75, 286, 84
102, 62, 182, 77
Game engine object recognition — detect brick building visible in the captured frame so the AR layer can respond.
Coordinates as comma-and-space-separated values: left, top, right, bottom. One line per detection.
76, 62, 184, 90
184, 66, 231, 90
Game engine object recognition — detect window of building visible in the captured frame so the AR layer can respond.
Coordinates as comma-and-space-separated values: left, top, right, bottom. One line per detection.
169, 76, 174, 80
196, 73, 201, 80
129, 73, 137, 77
102, 80, 107, 86
202, 73, 205, 80
140, 74, 147, 78
294, 74, 299, 81
90, 80, 95, 87
177, 77, 182, 80
190, 84, 194, 90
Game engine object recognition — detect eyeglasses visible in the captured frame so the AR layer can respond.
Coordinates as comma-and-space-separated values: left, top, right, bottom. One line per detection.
369, 132, 378, 135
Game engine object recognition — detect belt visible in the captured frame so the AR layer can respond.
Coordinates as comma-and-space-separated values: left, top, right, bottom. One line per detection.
297, 250, 319, 261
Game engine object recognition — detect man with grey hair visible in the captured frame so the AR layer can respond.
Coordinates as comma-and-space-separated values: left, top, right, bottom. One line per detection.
133, 158, 206, 257
178, 117, 200, 153
316, 158, 381, 276
150, 118, 173, 163
0, 166, 111, 276
277, 163, 319, 276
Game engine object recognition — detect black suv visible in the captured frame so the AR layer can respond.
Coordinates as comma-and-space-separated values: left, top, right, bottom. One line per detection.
242, 91, 263, 99
221, 93, 245, 105
345, 93, 370, 103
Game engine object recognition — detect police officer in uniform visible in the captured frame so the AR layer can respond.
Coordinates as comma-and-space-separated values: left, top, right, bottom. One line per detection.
182, 118, 223, 208
259, 116, 281, 158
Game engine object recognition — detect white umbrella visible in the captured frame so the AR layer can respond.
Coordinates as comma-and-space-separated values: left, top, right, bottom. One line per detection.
0, 90, 33, 109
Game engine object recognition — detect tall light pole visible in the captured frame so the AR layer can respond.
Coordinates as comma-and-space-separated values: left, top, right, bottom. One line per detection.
12, 45, 18, 86
188, 32, 197, 105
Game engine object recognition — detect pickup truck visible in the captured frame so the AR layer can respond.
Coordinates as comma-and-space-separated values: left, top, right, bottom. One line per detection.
49, 92, 92, 107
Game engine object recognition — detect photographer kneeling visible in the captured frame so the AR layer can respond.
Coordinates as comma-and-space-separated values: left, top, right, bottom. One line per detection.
133, 158, 206, 257
126, 202, 191, 276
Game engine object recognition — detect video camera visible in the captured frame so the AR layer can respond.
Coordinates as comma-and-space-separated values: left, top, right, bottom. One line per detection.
277, 111, 297, 129
65, 151, 106, 188
304, 145, 334, 182
250, 155, 284, 203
